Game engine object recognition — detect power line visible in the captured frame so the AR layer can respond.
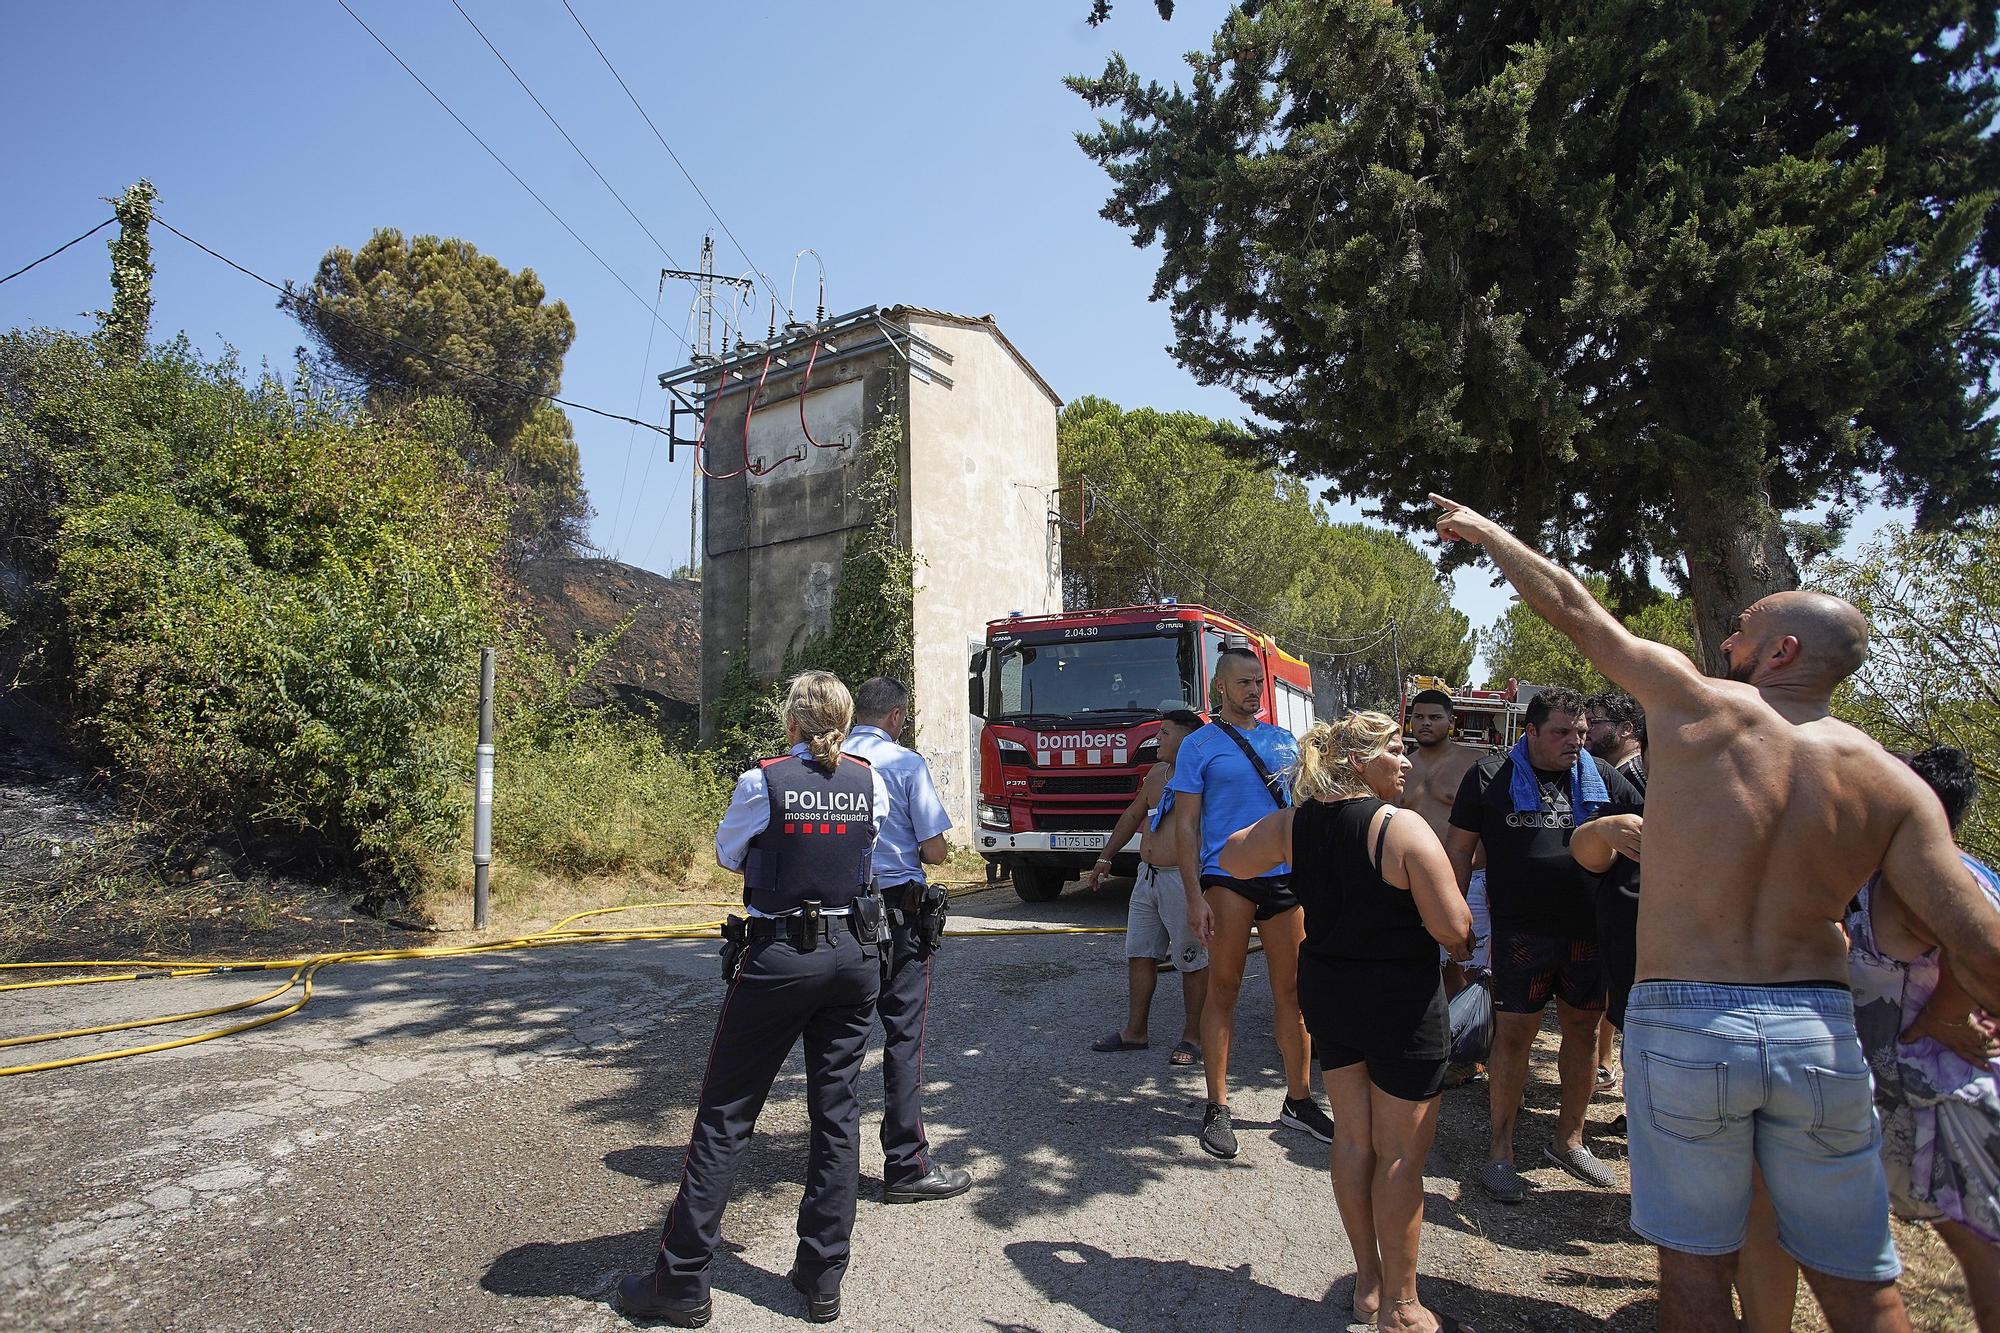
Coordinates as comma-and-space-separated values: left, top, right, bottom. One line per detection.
446, 0, 687, 278
153, 214, 681, 445
331, 0, 685, 347
609, 273, 667, 558
0, 217, 116, 288
558, 0, 787, 317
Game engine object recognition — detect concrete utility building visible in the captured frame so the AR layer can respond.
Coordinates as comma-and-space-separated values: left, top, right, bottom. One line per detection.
672, 305, 1062, 840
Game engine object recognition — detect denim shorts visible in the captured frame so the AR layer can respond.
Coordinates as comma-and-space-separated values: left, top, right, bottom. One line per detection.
1623, 980, 1899, 1283
1125, 864, 1208, 972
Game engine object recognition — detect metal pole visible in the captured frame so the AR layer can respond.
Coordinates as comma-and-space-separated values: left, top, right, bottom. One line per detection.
473, 647, 495, 931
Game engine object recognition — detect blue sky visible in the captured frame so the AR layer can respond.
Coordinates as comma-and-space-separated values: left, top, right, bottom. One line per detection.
1, 2, 1895, 677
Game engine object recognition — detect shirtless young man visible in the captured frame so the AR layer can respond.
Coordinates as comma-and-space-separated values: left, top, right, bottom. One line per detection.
1086, 708, 1209, 1065
1401, 689, 1487, 975
1430, 492, 2000, 1333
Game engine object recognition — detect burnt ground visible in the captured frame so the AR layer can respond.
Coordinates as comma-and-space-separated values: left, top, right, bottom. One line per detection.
0, 720, 421, 968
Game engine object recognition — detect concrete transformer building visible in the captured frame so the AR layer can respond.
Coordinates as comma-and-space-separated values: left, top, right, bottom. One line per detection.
674, 306, 1062, 841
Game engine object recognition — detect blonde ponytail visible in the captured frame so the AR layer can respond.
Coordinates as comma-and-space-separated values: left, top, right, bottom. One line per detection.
1290, 710, 1402, 803
785, 671, 854, 769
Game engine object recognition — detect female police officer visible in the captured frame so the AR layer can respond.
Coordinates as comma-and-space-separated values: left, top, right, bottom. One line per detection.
619, 671, 891, 1327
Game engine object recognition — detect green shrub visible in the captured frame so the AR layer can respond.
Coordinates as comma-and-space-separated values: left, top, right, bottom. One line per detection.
493, 707, 727, 879
0, 331, 502, 885
487, 626, 728, 879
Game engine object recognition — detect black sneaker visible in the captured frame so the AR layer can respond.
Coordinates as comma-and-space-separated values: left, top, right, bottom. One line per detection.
1279, 1095, 1335, 1143
1198, 1100, 1238, 1158
882, 1163, 972, 1204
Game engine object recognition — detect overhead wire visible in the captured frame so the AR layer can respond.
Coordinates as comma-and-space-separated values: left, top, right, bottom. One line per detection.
331, 0, 685, 348
611, 273, 667, 558
153, 215, 682, 445
558, 0, 787, 317
0, 216, 116, 288
446, 0, 687, 278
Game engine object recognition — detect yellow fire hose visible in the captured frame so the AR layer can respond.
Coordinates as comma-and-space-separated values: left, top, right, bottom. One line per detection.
0, 884, 1124, 1078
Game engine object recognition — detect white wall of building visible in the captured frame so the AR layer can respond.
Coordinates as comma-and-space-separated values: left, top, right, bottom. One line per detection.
904, 315, 1061, 842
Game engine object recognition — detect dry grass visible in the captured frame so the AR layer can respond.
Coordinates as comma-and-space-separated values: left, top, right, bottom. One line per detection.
1789, 1219, 1974, 1331
410, 851, 741, 938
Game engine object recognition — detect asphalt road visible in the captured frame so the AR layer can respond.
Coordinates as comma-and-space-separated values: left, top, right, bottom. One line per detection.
0, 880, 1656, 1332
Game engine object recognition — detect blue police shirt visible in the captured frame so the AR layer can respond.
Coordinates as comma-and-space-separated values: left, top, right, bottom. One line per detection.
841, 725, 953, 886
1165, 720, 1299, 877
715, 743, 893, 915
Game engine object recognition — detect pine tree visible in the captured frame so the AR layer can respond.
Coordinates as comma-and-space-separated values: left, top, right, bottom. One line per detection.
1071, 0, 2000, 669
293, 229, 589, 555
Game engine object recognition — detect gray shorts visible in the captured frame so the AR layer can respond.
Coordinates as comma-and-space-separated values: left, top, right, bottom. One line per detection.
1125, 864, 1208, 973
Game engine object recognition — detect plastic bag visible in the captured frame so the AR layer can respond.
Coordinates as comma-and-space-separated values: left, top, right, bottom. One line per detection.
1449, 968, 1494, 1066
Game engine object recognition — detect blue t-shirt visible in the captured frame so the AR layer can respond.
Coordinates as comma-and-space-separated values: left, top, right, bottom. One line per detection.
1166, 720, 1299, 877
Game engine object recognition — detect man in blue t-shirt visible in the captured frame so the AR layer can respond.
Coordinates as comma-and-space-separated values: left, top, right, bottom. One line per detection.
1169, 645, 1334, 1159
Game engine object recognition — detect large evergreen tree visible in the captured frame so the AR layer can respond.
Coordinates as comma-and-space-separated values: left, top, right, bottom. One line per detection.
1058, 395, 1472, 708
1071, 0, 2000, 670
294, 229, 588, 554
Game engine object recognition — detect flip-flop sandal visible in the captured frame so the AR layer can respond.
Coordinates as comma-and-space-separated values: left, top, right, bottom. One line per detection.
1346, 1304, 1377, 1328
1168, 1040, 1201, 1066
1090, 1031, 1148, 1052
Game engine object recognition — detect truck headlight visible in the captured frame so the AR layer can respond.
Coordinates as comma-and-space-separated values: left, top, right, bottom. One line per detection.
978, 803, 1011, 829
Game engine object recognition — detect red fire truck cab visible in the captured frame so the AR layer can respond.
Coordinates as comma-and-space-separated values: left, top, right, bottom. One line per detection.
968, 603, 1316, 902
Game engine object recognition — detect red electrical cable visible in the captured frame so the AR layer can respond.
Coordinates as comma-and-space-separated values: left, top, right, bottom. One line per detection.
695, 368, 744, 481
797, 340, 835, 450
744, 354, 806, 477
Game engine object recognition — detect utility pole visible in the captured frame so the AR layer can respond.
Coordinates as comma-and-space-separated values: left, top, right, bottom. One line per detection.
660, 236, 751, 581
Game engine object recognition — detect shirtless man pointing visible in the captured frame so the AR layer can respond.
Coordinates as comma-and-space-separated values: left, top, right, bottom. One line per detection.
1430, 493, 2000, 1333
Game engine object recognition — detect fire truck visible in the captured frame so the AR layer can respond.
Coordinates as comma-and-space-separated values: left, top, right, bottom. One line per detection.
968, 603, 1317, 902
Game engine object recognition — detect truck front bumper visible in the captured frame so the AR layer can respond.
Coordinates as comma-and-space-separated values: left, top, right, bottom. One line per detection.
975, 830, 1142, 856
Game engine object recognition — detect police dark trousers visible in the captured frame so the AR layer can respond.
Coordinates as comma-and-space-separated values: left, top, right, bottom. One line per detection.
653, 922, 879, 1299
877, 881, 938, 1186
651, 753, 881, 1302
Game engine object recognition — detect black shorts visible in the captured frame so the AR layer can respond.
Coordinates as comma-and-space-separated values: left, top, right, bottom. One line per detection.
1593, 878, 1639, 1030
1298, 952, 1449, 1102
1199, 873, 1298, 920
1490, 929, 1606, 1014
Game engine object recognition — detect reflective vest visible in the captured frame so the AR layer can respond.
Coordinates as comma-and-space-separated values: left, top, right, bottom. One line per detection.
742, 754, 877, 914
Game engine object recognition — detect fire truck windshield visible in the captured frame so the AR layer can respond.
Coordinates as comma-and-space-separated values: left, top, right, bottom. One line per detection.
985, 631, 1198, 720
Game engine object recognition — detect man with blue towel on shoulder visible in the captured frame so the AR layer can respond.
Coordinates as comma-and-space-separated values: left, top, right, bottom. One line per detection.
1444, 686, 1644, 1204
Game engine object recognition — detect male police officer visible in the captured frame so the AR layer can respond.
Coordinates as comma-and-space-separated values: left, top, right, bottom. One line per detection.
843, 677, 972, 1203
619, 672, 890, 1327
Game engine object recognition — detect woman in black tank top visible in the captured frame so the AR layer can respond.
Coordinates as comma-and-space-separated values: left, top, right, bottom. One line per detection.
1221, 712, 1476, 1333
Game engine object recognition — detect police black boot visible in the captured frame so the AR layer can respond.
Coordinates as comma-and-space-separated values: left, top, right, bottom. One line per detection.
788, 1269, 840, 1323
615, 1270, 712, 1327
882, 1163, 972, 1204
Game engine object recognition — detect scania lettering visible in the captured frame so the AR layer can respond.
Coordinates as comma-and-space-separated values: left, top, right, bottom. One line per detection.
968, 604, 1316, 902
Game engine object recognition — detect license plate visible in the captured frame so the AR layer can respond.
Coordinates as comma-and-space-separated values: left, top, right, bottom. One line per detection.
1051, 833, 1106, 850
